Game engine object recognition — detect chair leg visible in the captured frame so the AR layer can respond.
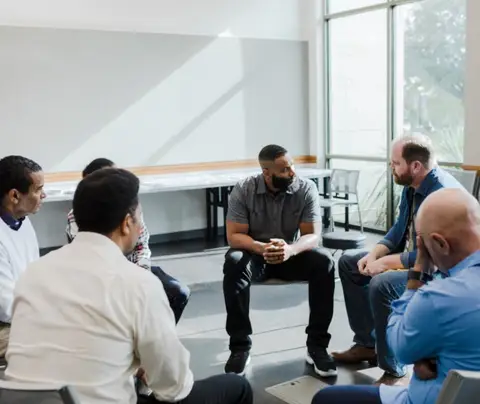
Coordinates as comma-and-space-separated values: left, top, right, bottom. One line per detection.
357, 203, 364, 233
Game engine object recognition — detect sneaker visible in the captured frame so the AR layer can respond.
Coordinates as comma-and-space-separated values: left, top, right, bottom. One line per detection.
306, 348, 337, 377
225, 351, 251, 376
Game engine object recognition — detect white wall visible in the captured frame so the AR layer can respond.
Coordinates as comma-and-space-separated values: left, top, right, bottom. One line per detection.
0, 1, 315, 248
465, 0, 480, 165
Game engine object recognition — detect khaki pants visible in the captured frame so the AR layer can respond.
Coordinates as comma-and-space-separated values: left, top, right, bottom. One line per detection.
0, 325, 10, 357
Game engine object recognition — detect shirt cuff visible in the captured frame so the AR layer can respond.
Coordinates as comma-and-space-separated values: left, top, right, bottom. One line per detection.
378, 238, 394, 251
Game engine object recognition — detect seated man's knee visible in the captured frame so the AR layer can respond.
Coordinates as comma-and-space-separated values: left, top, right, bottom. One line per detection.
338, 251, 359, 279
307, 248, 335, 274
311, 387, 339, 404
369, 271, 395, 302
223, 249, 252, 276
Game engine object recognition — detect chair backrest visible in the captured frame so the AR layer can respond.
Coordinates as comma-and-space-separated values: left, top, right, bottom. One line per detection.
436, 370, 480, 404
0, 381, 81, 404
443, 167, 477, 195
330, 169, 360, 195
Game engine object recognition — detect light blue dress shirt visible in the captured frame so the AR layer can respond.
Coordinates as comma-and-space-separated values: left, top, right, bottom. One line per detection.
381, 250, 480, 404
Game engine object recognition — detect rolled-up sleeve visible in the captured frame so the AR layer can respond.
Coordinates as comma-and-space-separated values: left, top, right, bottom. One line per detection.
387, 288, 439, 364
226, 184, 249, 224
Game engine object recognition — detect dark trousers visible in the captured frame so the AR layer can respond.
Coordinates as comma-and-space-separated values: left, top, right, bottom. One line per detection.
151, 266, 190, 324
223, 247, 335, 352
338, 249, 408, 377
137, 374, 253, 404
311, 385, 381, 404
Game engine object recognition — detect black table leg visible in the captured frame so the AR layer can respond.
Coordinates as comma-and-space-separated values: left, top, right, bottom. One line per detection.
212, 188, 219, 240
221, 186, 230, 244
206, 189, 212, 241
323, 177, 332, 230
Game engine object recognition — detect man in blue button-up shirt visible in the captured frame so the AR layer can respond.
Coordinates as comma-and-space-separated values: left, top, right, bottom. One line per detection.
333, 135, 462, 385
313, 187, 480, 404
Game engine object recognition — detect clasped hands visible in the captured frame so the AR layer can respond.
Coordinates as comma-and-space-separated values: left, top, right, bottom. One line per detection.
358, 254, 389, 277
262, 238, 294, 265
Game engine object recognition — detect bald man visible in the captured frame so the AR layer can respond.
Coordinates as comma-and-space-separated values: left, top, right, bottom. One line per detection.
312, 188, 480, 404
333, 135, 463, 385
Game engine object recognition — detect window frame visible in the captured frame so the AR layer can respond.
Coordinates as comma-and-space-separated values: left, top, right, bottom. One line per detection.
323, 0, 464, 231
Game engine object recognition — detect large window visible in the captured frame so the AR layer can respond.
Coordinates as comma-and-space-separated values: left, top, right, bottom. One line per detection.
325, 0, 466, 230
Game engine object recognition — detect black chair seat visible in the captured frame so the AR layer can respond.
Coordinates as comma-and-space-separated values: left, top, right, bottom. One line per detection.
322, 231, 366, 250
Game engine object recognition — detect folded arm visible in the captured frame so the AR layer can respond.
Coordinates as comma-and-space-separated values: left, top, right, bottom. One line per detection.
387, 288, 439, 364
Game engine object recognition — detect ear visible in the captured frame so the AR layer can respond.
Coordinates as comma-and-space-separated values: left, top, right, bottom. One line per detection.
430, 233, 450, 255
120, 214, 132, 236
7, 189, 20, 204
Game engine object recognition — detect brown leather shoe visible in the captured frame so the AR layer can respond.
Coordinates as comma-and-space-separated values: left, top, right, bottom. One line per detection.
374, 372, 410, 386
331, 345, 377, 365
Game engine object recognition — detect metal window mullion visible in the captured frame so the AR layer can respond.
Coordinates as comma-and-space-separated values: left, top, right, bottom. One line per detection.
323, 1, 332, 167
324, 0, 423, 21
386, 3, 396, 230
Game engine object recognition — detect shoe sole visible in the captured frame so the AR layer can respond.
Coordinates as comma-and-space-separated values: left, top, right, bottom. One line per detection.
225, 355, 251, 377
306, 354, 337, 378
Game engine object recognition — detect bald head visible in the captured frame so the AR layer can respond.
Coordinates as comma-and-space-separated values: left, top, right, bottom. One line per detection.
416, 188, 480, 271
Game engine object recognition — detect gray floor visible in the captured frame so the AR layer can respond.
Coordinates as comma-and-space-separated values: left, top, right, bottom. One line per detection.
155, 233, 381, 404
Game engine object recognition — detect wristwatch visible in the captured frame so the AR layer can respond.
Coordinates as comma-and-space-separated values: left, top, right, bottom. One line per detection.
407, 270, 433, 284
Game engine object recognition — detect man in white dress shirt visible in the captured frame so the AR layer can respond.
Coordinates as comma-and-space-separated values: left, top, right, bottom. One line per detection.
0, 155, 45, 356
6, 168, 252, 404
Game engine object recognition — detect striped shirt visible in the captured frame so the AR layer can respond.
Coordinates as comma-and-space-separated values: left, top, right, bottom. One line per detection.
66, 209, 151, 270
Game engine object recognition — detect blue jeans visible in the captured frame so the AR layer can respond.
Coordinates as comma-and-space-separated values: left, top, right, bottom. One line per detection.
151, 266, 190, 323
312, 385, 381, 404
338, 249, 408, 377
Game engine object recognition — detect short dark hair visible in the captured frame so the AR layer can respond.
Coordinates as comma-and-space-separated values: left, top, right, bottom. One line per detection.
400, 135, 434, 168
82, 158, 115, 178
0, 155, 42, 199
73, 168, 140, 235
258, 144, 288, 162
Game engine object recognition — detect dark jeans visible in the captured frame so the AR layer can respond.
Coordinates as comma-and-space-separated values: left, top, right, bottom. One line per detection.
151, 266, 190, 324
223, 247, 335, 352
137, 374, 253, 404
311, 385, 381, 404
338, 249, 408, 377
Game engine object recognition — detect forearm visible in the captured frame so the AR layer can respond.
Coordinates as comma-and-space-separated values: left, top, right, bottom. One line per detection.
228, 233, 266, 255
371, 244, 391, 259
379, 254, 405, 270
291, 234, 320, 255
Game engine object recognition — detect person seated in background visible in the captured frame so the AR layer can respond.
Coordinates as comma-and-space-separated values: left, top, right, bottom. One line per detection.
66, 158, 190, 323
0, 155, 45, 357
222, 144, 336, 377
6, 168, 253, 404
332, 134, 462, 386
312, 188, 480, 404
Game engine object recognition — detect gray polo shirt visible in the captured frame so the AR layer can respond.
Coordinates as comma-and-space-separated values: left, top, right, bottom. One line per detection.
226, 174, 321, 243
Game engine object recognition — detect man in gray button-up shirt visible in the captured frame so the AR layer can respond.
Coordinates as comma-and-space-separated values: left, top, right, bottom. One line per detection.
222, 144, 336, 378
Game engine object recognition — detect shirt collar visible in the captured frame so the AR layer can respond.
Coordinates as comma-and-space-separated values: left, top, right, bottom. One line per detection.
415, 167, 439, 196
448, 250, 480, 277
256, 175, 300, 195
0, 211, 25, 231
72, 232, 126, 259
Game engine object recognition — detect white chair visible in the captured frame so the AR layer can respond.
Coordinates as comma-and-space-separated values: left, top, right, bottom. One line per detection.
0, 380, 81, 403
320, 169, 366, 252
443, 167, 478, 195
319, 169, 364, 232
436, 369, 480, 403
